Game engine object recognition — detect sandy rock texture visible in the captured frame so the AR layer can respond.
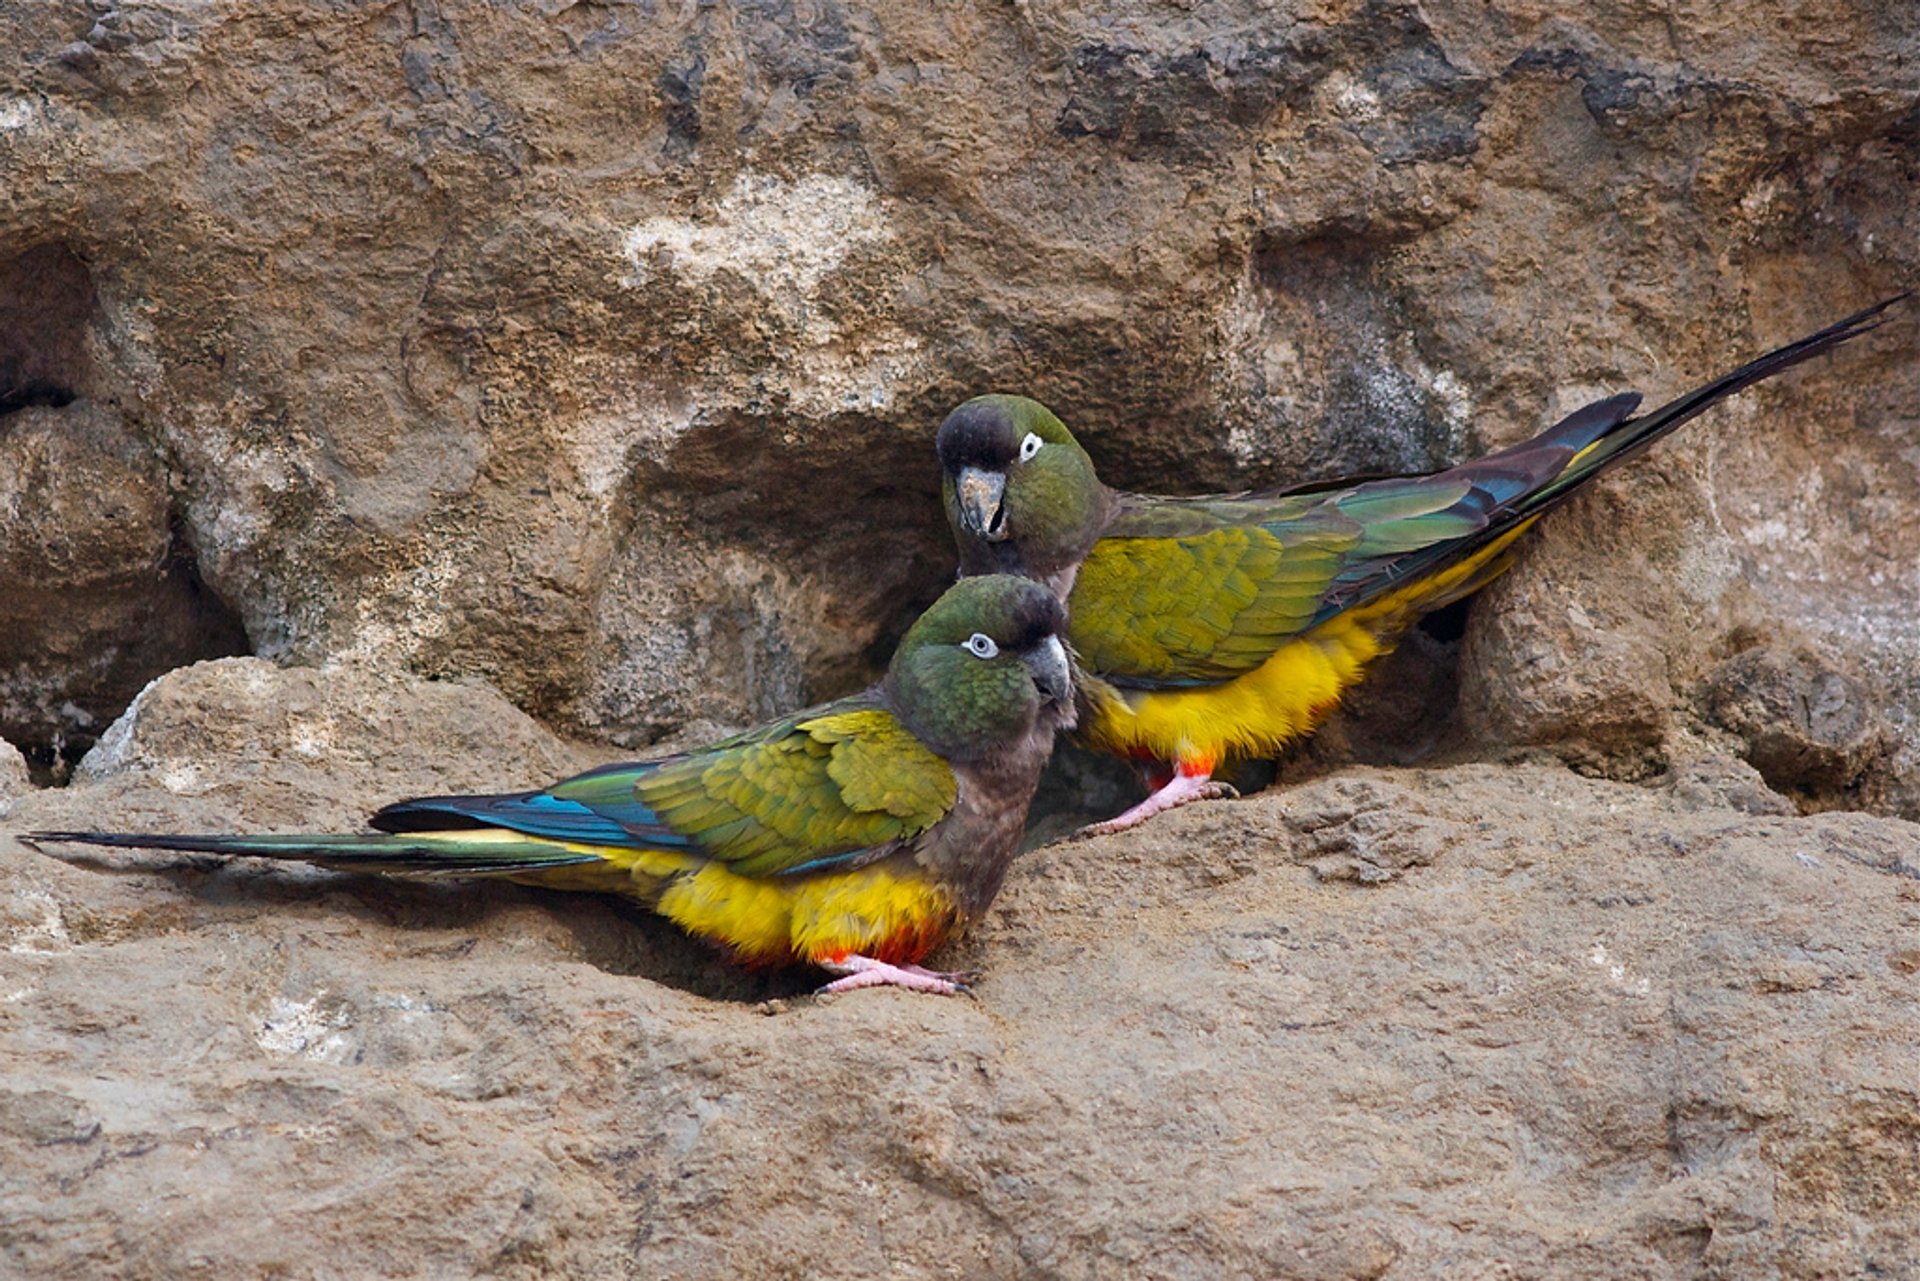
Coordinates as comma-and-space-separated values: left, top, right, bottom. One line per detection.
0, 737, 29, 809
4, 661, 1920, 1278
0, 1, 1914, 803
3, 6, 1918, 1272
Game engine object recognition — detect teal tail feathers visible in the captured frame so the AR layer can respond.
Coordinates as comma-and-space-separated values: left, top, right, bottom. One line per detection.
22, 829, 604, 876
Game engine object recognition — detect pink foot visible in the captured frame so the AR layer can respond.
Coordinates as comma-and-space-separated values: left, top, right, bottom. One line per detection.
1079, 770, 1239, 837
817, 955, 974, 995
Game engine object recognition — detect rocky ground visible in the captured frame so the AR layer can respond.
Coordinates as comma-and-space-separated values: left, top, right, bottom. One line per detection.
3, 659, 1919, 1279
3, 0, 1918, 1275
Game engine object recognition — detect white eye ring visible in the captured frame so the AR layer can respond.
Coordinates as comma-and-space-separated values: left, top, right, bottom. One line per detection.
1018, 432, 1043, 462
963, 633, 1000, 660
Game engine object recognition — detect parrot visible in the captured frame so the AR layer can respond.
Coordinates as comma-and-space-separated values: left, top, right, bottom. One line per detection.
937, 297, 1904, 835
28, 574, 1076, 995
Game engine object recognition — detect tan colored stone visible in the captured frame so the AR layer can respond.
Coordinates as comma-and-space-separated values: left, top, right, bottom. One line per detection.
3, 663, 1917, 1277
0, 736, 28, 810
0, 400, 247, 763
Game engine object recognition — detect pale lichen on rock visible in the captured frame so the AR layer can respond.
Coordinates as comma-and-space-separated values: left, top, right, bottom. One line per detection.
1, 0, 1918, 1273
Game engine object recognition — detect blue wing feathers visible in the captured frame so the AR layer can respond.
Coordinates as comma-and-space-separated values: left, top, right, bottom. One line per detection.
370, 760, 696, 849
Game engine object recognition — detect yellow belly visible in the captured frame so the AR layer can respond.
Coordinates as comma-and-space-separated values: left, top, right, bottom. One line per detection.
1077, 613, 1384, 767
1077, 527, 1531, 769
655, 858, 958, 966
510, 842, 958, 967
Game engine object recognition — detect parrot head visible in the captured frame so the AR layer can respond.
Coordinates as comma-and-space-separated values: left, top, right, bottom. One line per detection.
886, 574, 1077, 761
936, 395, 1107, 584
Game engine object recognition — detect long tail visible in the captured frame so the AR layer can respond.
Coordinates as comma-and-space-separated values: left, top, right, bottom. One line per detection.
22, 828, 605, 876
1321, 293, 1907, 622
1518, 293, 1907, 516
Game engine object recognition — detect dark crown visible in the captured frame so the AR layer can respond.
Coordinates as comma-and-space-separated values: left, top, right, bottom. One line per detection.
936, 399, 1019, 470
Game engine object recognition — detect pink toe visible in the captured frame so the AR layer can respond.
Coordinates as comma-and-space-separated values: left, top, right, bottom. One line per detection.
817, 955, 969, 995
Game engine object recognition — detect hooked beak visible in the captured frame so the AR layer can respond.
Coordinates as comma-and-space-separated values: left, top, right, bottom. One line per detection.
1022, 635, 1074, 710
956, 467, 1009, 542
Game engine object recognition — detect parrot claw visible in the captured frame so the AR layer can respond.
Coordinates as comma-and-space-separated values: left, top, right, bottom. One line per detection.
816, 955, 974, 996
1078, 772, 1239, 838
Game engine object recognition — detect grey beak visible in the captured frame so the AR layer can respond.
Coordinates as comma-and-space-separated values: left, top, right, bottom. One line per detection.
957, 467, 1009, 542
1022, 635, 1073, 707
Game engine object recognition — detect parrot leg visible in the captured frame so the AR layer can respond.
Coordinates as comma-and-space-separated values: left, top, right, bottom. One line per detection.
1080, 760, 1238, 837
817, 955, 973, 995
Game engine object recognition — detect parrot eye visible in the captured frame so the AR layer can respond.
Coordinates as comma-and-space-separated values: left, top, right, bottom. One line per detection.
963, 633, 1000, 660
1018, 432, 1043, 462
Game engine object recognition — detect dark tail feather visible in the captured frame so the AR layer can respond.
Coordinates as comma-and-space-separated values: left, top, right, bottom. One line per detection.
1524, 293, 1908, 514
1313, 295, 1905, 625
21, 829, 605, 876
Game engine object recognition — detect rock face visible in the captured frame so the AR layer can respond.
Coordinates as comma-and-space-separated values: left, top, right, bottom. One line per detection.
0, 736, 28, 809
4, 662, 1920, 1278
1, 1, 1915, 804
0, 398, 248, 775
2, 5, 1918, 1272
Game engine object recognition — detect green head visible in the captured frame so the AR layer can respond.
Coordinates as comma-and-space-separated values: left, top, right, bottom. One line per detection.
885, 574, 1076, 763
936, 395, 1108, 582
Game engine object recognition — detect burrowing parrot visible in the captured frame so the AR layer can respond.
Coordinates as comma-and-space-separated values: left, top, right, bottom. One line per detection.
937, 298, 1902, 835
29, 575, 1075, 994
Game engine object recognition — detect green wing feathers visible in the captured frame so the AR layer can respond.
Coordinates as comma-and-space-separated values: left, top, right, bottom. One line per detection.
635, 709, 957, 878
1075, 414, 1624, 686
1335, 477, 1485, 555
809, 713, 961, 821
34, 710, 960, 886
1068, 525, 1347, 683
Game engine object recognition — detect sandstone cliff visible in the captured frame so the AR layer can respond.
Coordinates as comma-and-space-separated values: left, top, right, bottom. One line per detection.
2, 1, 1917, 1275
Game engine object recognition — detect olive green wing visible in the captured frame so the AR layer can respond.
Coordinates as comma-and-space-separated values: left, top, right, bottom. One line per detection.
1068, 518, 1352, 683
1071, 474, 1494, 686
631, 706, 959, 879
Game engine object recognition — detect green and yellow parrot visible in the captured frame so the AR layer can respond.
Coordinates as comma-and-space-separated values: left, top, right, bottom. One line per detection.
29, 575, 1075, 994
938, 298, 1902, 834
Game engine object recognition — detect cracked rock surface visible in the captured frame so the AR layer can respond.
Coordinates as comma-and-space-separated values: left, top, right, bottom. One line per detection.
4, 661, 1919, 1278
2, 3, 1918, 1274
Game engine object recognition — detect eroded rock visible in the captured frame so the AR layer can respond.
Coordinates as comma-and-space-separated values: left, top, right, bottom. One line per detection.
0, 735, 28, 811
1456, 513, 1678, 778
68, 657, 595, 831
1698, 643, 1889, 802
0, 399, 247, 767
3, 666, 1918, 1277
1657, 752, 1798, 818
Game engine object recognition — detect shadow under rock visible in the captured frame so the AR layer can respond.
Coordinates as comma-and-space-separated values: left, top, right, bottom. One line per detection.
34, 846, 820, 1004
